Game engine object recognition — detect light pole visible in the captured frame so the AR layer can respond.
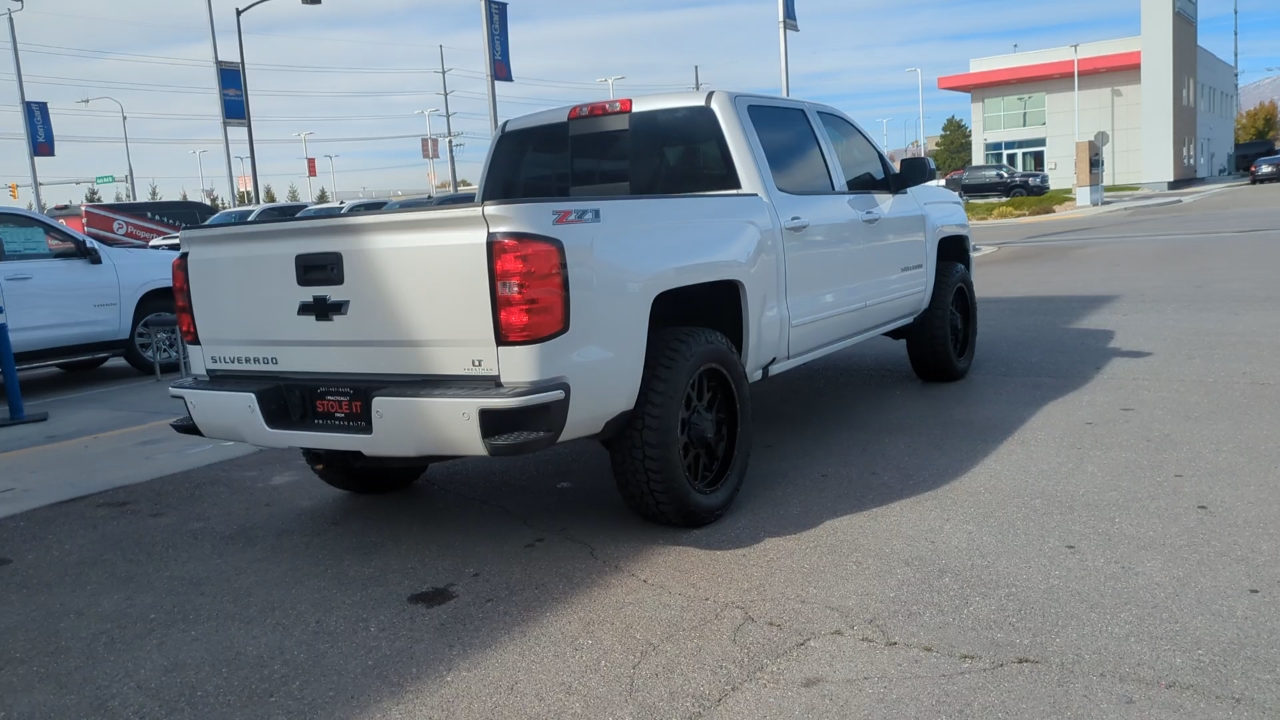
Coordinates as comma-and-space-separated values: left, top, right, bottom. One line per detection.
906, 67, 926, 156
78, 96, 137, 201
902, 118, 914, 155
597, 75, 625, 99
237, 0, 323, 205
416, 109, 440, 195
293, 131, 314, 201
190, 150, 208, 202
324, 154, 338, 199
1071, 44, 1080, 145
234, 155, 249, 203
7, 1, 42, 211
876, 118, 892, 152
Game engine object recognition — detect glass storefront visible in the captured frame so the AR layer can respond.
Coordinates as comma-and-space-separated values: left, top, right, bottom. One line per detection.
984, 138, 1047, 172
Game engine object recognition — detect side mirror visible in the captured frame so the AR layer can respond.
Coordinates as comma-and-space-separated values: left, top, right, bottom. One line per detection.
82, 242, 103, 265
896, 157, 936, 191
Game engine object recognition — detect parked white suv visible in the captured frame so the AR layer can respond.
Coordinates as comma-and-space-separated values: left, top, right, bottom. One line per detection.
169, 92, 975, 526
0, 209, 179, 373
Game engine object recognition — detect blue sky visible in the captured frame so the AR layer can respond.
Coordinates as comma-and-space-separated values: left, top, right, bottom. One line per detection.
1, 0, 1278, 206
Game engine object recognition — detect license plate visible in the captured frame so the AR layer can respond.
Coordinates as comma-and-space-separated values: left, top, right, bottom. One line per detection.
308, 386, 371, 432
1261, 166, 1276, 173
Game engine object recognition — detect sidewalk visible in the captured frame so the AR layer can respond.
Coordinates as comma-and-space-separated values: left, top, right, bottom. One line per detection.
973, 180, 1247, 226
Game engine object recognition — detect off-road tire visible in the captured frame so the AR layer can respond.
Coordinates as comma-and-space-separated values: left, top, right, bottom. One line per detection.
1008, 187, 1028, 198
56, 357, 110, 373
608, 328, 752, 527
302, 449, 427, 495
906, 261, 977, 383
123, 296, 180, 375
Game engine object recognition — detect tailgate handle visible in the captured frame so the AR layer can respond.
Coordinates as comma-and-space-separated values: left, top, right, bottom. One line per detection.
295, 252, 344, 287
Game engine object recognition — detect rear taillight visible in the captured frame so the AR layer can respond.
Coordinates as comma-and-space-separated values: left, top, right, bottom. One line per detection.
172, 252, 200, 345
1251, 165, 1257, 171
488, 234, 568, 345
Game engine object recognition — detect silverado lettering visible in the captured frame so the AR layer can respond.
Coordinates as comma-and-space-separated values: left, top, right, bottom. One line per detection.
208, 356, 280, 366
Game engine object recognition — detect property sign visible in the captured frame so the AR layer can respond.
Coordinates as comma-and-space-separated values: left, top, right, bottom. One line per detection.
421, 137, 439, 160
485, 0, 513, 82
306, 158, 317, 178
237, 175, 252, 191
24, 102, 55, 157
218, 61, 248, 128
782, 0, 799, 32
95, 175, 116, 186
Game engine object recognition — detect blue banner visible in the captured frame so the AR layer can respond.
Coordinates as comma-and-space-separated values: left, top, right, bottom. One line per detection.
218, 61, 247, 127
783, 0, 798, 31
486, 0, 513, 82
24, 102, 54, 157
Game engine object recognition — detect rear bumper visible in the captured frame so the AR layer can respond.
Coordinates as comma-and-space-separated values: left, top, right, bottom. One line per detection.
169, 377, 569, 458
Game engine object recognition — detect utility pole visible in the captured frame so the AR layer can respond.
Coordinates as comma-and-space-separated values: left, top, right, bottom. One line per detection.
694, 65, 703, 91
479, 0, 499, 134
907, 68, 926, 156
436, 45, 458, 194
205, 0, 238, 206
294, 131, 314, 201
324, 154, 338, 199
877, 118, 892, 152
7, 2, 42, 211
778, 0, 790, 96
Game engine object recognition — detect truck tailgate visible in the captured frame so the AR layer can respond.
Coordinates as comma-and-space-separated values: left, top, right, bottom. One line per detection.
182, 207, 498, 378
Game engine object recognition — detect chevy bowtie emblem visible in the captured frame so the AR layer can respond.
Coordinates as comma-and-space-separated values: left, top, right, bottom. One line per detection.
297, 295, 350, 322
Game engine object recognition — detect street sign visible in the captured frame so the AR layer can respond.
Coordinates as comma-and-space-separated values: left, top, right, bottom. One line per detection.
24, 102, 55, 157
306, 158, 317, 178
218, 61, 248, 128
237, 175, 252, 192
485, 0, 513, 82
421, 137, 439, 160
783, 0, 799, 31
95, 175, 115, 186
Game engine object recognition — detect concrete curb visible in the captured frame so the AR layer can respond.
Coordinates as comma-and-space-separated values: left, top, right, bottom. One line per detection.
971, 182, 1246, 226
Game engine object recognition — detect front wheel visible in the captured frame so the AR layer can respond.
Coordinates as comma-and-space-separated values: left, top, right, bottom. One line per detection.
608, 328, 752, 527
123, 297, 181, 375
302, 449, 428, 494
906, 262, 978, 382
1007, 187, 1028, 198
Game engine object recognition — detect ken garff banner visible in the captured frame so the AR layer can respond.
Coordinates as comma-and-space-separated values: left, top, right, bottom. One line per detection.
24, 102, 54, 157
218, 61, 248, 127
783, 0, 798, 31
486, 0, 513, 82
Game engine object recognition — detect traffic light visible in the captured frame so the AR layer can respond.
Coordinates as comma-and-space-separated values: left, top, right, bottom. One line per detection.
8, 183, 16, 200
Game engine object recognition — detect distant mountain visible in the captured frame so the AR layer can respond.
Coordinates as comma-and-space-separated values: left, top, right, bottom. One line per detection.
1241, 76, 1280, 111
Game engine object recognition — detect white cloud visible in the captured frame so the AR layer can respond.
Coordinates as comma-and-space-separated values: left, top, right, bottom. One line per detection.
0, 0, 1276, 207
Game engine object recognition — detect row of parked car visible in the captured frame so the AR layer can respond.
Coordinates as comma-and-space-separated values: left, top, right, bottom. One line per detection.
148, 191, 476, 249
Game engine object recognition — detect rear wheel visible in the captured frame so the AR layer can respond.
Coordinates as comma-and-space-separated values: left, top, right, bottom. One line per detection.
56, 357, 110, 373
302, 449, 428, 495
123, 297, 180, 375
608, 328, 752, 527
906, 261, 977, 383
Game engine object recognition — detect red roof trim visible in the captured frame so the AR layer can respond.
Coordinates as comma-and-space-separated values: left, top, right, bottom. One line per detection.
938, 51, 1141, 93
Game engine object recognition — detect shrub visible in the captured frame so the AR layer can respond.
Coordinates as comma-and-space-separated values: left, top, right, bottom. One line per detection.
988, 206, 1026, 220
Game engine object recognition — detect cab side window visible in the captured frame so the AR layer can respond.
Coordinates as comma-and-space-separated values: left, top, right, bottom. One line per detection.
816, 112, 891, 193
0, 215, 82, 262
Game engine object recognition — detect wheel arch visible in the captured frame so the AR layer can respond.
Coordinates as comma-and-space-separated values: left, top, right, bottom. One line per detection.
646, 280, 748, 359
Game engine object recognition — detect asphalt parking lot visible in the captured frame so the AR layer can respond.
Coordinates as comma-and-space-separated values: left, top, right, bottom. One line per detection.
2, 185, 1278, 719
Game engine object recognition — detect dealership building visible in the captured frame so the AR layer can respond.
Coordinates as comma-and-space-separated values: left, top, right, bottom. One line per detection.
938, 0, 1236, 189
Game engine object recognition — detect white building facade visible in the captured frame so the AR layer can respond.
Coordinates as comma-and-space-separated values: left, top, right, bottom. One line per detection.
938, 0, 1235, 189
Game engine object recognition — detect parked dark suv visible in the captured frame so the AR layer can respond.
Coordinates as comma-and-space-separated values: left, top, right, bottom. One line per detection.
945, 164, 1050, 199
1250, 155, 1280, 185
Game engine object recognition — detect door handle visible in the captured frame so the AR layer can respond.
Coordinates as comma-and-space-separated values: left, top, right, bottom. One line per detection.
3, 273, 33, 281
782, 217, 810, 233
860, 211, 883, 225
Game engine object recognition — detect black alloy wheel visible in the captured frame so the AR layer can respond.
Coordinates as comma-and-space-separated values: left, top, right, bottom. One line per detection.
679, 364, 740, 494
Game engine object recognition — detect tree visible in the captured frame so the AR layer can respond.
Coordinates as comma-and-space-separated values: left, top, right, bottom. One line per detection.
179, 188, 189, 201
1236, 100, 1279, 144
458, 179, 474, 188
933, 115, 972, 175
84, 187, 103, 203
206, 191, 226, 210
113, 188, 125, 202
286, 183, 301, 202
147, 181, 162, 201
313, 186, 331, 203
237, 190, 253, 205
262, 183, 278, 203
25, 201, 33, 211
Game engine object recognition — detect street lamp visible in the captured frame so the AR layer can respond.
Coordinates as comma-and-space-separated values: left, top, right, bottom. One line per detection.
597, 75, 625, 99
876, 118, 892, 152
237, 0, 323, 204
324, 154, 339, 199
293, 131, 314, 201
189, 150, 208, 202
234, 155, 250, 203
906, 68, 926, 156
416, 109, 440, 196
78, 96, 136, 201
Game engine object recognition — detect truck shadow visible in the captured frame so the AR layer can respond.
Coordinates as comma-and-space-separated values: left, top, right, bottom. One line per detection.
0, 294, 1151, 718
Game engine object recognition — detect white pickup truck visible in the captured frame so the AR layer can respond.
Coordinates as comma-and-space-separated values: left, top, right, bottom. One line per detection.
169, 91, 975, 527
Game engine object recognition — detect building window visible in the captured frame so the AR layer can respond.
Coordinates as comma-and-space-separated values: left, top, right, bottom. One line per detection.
984, 138, 1047, 171
982, 93, 1046, 131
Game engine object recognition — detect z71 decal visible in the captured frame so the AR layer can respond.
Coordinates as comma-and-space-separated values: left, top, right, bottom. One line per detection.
552, 209, 601, 225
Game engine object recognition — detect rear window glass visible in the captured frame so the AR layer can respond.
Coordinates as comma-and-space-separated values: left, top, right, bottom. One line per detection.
482, 106, 740, 201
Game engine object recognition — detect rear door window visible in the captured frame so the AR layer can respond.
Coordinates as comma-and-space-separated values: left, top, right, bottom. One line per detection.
482, 106, 740, 201
746, 105, 834, 194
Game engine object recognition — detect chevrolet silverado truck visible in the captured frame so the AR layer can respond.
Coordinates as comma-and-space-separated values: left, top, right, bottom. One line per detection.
168, 92, 976, 527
